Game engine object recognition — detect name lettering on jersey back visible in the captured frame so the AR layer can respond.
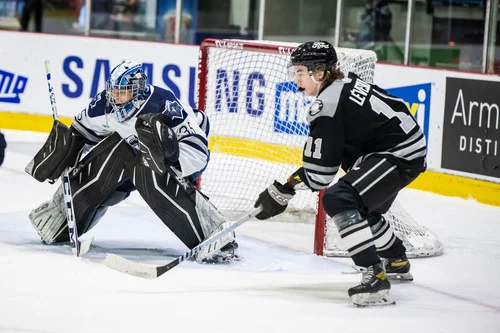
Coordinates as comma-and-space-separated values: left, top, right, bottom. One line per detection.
349, 78, 371, 106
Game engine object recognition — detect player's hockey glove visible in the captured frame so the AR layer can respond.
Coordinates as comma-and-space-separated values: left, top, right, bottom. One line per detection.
135, 113, 179, 175
254, 181, 295, 220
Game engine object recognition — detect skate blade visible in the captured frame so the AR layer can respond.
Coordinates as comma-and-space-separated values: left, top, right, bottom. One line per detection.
387, 272, 414, 282
351, 290, 396, 307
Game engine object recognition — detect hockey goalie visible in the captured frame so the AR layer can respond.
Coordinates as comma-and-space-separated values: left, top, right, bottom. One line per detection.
25, 61, 238, 263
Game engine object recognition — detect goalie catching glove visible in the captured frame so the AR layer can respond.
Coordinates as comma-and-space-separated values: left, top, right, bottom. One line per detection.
254, 180, 295, 220
135, 113, 179, 175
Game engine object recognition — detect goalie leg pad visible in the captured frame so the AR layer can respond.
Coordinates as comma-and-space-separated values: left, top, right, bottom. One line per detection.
29, 184, 67, 244
25, 120, 85, 182
69, 132, 136, 235
81, 187, 131, 233
127, 165, 205, 248
29, 185, 132, 244
193, 191, 235, 263
128, 165, 236, 262
29, 133, 137, 243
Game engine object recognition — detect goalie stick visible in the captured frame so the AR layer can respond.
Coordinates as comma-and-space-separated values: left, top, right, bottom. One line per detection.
44, 60, 93, 257
104, 206, 263, 279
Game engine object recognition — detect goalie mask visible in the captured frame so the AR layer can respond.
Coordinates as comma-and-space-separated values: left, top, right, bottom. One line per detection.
287, 41, 338, 82
106, 61, 148, 122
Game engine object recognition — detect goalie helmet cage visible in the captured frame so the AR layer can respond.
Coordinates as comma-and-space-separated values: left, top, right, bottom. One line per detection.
197, 38, 443, 258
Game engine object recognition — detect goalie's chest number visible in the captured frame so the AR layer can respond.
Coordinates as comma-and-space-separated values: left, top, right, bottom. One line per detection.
304, 137, 322, 159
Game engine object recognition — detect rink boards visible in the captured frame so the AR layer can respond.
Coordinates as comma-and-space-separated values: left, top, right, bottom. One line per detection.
0, 30, 499, 206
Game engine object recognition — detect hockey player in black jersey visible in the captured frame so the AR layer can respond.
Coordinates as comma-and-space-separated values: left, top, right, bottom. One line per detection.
25, 61, 237, 263
254, 41, 426, 306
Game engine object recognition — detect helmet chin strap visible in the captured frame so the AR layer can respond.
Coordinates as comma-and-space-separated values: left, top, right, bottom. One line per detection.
310, 75, 323, 96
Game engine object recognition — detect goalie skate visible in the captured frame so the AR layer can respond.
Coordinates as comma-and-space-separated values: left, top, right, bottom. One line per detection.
348, 262, 396, 307
195, 219, 238, 264
200, 241, 240, 264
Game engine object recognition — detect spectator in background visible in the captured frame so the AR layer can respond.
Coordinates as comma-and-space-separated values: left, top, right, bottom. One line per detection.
163, 10, 193, 43
0, 131, 6, 167
89, 0, 114, 30
112, 0, 140, 32
19, 0, 43, 32
114, 0, 138, 17
356, 0, 392, 49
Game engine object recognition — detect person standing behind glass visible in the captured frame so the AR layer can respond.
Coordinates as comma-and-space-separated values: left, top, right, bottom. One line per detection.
19, 0, 43, 32
112, 0, 139, 32
356, 0, 392, 49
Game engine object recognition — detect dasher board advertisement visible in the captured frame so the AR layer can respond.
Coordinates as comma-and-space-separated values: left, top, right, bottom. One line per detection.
442, 77, 500, 178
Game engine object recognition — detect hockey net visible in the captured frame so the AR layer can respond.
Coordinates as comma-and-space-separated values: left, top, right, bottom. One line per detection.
197, 38, 443, 258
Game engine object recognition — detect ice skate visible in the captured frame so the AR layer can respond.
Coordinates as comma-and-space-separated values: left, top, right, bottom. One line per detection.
200, 240, 240, 264
348, 262, 395, 307
383, 255, 413, 281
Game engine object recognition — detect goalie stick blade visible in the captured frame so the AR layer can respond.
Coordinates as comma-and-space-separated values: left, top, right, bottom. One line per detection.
70, 238, 93, 257
104, 254, 160, 279
77, 237, 94, 257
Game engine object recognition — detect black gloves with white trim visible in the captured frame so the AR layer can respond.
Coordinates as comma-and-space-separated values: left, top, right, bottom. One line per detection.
254, 180, 296, 220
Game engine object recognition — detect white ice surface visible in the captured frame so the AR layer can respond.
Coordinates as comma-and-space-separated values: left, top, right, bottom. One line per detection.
0, 129, 499, 333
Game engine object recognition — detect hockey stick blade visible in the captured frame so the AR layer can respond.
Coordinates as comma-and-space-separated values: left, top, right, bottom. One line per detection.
104, 206, 263, 279
76, 237, 94, 256
104, 254, 159, 279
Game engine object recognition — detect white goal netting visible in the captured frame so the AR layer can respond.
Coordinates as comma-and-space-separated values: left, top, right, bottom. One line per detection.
197, 39, 443, 258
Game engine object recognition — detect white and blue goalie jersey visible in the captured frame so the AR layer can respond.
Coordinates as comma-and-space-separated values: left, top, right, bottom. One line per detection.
71, 85, 210, 179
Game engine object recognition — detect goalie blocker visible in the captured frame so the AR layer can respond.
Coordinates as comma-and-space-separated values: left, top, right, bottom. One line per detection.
27, 129, 235, 263
25, 120, 86, 182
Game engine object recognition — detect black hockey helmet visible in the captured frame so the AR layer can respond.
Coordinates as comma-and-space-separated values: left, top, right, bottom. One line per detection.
289, 40, 338, 75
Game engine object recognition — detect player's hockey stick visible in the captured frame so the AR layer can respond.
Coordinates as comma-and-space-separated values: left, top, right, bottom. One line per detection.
104, 206, 263, 279
44, 60, 92, 257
